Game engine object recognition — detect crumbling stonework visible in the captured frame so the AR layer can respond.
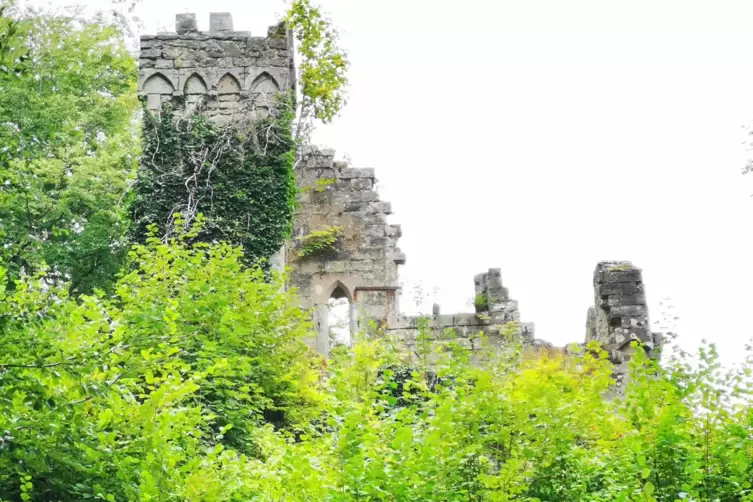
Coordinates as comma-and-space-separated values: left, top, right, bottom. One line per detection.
585, 261, 663, 390
138, 13, 294, 123
383, 269, 538, 362
288, 147, 406, 354
137, 13, 663, 369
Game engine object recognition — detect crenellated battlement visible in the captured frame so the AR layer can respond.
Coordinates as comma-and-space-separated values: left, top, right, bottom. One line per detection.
138, 13, 294, 122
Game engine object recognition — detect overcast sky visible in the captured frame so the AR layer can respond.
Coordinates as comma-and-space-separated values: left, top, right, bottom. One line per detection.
37, 0, 753, 365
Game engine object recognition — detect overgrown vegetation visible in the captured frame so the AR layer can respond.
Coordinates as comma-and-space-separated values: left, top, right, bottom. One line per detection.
130, 97, 297, 264
2, 1, 753, 501
3, 264, 753, 500
475, 293, 490, 312
299, 177, 336, 193
285, 0, 349, 128
0, 230, 322, 500
296, 224, 343, 257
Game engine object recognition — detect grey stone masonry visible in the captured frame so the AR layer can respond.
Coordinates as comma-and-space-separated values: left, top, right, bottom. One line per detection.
288, 150, 545, 360
382, 268, 540, 365
176, 14, 198, 34
137, 13, 295, 123
288, 147, 406, 355
210, 13, 234, 32
585, 261, 662, 392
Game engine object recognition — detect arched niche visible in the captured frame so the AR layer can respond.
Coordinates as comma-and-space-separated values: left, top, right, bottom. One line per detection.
143, 73, 175, 110
250, 72, 280, 115
184, 73, 208, 95
326, 280, 354, 347
326, 280, 353, 303
250, 72, 280, 94
217, 73, 241, 94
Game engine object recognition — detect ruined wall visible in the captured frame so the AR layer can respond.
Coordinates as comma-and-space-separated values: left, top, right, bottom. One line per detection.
138, 13, 294, 123
585, 261, 662, 391
384, 269, 538, 363
288, 150, 542, 358
288, 147, 406, 354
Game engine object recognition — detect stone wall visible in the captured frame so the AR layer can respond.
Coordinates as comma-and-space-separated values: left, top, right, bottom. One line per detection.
384, 269, 539, 364
138, 13, 294, 123
585, 261, 663, 391
288, 147, 406, 354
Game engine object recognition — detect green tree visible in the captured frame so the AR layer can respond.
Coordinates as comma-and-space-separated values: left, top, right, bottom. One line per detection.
285, 0, 349, 128
0, 229, 322, 500
0, 6, 138, 293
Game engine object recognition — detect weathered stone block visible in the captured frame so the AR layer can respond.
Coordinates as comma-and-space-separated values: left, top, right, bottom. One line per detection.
174, 58, 198, 68
351, 178, 373, 191
223, 42, 243, 57
385, 225, 401, 237
210, 12, 234, 32
598, 282, 643, 296
605, 293, 646, 307
372, 201, 392, 214
176, 13, 198, 34
141, 48, 162, 59
599, 269, 642, 284
388, 252, 407, 265
359, 191, 379, 202
340, 168, 375, 179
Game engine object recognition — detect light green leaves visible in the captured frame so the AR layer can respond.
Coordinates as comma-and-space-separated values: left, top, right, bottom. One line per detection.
285, 0, 349, 126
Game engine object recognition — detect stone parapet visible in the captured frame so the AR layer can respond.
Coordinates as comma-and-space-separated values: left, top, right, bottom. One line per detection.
137, 13, 294, 122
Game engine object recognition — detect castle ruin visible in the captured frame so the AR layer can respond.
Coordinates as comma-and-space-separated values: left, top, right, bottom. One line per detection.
138, 13, 662, 378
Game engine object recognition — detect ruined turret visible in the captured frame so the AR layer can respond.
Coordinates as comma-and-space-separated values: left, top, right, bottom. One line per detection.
585, 261, 663, 391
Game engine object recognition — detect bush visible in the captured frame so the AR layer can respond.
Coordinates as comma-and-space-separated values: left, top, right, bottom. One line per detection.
0, 230, 322, 500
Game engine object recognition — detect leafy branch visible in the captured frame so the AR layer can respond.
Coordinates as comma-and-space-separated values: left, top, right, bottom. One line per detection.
296, 225, 343, 257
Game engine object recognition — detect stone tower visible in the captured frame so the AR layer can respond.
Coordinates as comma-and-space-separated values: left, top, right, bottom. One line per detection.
138, 13, 294, 122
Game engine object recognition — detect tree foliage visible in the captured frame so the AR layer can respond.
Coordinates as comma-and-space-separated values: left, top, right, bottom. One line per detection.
4, 275, 753, 501
0, 5, 138, 293
0, 231, 322, 501
285, 0, 349, 132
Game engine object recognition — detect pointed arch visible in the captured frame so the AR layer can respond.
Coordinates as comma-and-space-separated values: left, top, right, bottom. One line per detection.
250, 72, 280, 94
326, 280, 353, 303
142, 73, 174, 94
216, 72, 241, 94
326, 280, 355, 347
184, 73, 208, 94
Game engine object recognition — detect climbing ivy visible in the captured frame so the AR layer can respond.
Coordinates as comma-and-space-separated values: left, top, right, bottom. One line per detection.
130, 95, 297, 264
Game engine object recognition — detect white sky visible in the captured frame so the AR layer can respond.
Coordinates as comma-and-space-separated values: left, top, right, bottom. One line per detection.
38, 0, 753, 365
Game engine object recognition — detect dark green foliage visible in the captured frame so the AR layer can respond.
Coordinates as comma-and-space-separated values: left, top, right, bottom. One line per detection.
130, 97, 297, 264
0, 8, 138, 294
